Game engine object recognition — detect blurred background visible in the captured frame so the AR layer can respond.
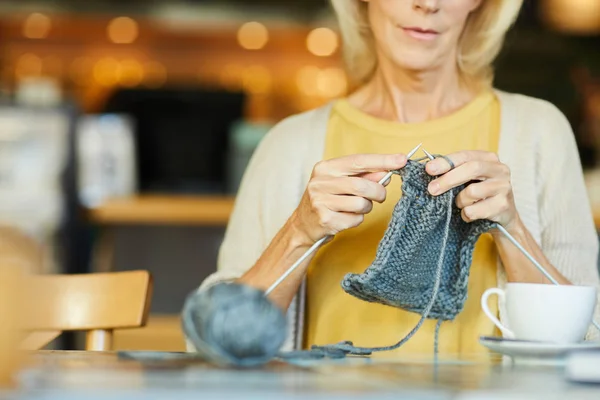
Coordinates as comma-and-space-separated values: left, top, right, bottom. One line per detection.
0, 0, 598, 351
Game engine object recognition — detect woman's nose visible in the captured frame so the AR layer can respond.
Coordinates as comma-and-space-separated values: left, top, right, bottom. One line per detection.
413, 0, 441, 14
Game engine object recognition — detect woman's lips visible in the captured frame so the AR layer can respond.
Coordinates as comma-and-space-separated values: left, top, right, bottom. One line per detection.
402, 27, 439, 41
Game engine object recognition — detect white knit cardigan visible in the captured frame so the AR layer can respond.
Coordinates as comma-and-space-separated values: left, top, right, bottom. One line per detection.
195, 90, 600, 351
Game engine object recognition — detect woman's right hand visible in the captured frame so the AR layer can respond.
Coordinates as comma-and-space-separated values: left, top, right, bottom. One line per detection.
290, 153, 408, 246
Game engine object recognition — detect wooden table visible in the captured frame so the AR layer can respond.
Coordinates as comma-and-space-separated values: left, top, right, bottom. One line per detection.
3, 351, 600, 399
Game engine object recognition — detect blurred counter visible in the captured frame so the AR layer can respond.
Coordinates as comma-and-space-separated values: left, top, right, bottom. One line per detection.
86, 195, 235, 226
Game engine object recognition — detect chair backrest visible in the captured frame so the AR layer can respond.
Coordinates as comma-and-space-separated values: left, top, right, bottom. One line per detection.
23, 270, 153, 351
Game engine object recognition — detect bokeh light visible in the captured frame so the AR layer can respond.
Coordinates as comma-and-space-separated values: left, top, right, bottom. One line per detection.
237, 22, 269, 50
296, 66, 321, 96
542, 0, 600, 34
118, 59, 144, 87
107, 17, 139, 44
306, 28, 338, 57
93, 57, 120, 86
23, 13, 52, 39
317, 68, 347, 98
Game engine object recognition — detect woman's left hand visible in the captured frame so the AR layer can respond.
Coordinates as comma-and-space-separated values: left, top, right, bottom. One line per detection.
425, 151, 520, 232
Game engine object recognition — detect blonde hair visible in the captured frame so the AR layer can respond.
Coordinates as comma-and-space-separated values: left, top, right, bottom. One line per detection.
330, 0, 523, 87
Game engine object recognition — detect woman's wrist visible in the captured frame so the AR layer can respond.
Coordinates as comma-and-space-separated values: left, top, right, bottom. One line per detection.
286, 210, 317, 249
490, 215, 570, 285
238, 212, 316, 306
492, 214, 526, 242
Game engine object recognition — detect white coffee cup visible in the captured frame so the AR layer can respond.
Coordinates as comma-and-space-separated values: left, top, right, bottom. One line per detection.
481, 282, 597, 343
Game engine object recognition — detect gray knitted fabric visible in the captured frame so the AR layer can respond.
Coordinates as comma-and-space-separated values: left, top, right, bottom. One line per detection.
282, 158, 494, 359
342, 159, 494, 320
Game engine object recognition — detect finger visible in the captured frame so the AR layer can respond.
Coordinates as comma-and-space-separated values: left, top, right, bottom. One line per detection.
324, 194, 373, 214
425, 151, 500, 176
359, 171, 389, 183
461, 195, 508, 223
319, 153, 407, 177
317, 176, 387, 203
328, 212, 365, 234
455, 179, 507, 209
428, 161, 509, 196
314, 209, 364, 236
381, 174, 393, 187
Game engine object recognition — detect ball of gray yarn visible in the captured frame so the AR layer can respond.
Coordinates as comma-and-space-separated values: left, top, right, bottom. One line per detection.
181, 282, 287, 367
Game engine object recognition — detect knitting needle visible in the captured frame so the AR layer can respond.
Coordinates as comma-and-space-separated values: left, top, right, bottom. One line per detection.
264, 143, 423, 296
422, 148, 434, 161
421, 148, 600, 333
377, 143, 422, 187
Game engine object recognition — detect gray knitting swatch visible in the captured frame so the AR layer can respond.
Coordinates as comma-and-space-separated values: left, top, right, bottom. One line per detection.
285, 158, 495, 358
342, 159, 494, 321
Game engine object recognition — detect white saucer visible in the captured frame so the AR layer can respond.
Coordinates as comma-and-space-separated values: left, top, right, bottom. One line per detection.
479, 336, 600, 362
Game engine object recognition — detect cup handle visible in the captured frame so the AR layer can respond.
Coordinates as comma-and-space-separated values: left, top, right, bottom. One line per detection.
481, 288, 515, 339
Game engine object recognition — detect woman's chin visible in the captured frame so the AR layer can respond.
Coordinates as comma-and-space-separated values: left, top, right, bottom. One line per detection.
390, 58, 442, 74
381, 47, 445, 73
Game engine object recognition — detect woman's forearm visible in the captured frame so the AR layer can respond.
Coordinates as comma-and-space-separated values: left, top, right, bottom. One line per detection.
236, 153, 406, 310
492, 216, 571, 285
237, 211, 316, 310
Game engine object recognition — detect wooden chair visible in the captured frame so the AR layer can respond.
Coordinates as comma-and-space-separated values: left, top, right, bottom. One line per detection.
22, 270, 153, 351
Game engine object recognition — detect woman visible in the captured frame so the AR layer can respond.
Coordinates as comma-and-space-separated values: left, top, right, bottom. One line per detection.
195, 0, 600, 355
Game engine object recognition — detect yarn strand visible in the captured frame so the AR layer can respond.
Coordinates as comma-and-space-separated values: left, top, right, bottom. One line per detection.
434, 319, 443, 363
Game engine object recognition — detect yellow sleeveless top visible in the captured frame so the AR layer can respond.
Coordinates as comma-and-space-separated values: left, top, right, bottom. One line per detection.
304, 91, 501, 357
